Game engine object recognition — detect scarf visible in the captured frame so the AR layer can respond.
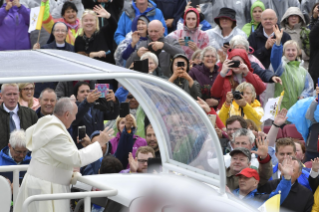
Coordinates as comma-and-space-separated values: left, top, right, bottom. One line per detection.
64, 19, 80, 30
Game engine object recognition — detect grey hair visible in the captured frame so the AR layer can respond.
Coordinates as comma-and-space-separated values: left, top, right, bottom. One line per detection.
232, 128, 255, 144
291, 156, 303, 173
53, 97, 74, 116
141, 52, 159, 67
200, 46, 218, 61
39, 88, 57, 100
1, 83, 19, 93
9, 130, 26, 148
230, 35, 250, 51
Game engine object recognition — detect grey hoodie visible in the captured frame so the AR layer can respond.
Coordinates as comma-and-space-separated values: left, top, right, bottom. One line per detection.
280, 7, 309, 69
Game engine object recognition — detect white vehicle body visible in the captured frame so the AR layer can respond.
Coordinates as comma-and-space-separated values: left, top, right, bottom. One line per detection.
0, 50, 257, 212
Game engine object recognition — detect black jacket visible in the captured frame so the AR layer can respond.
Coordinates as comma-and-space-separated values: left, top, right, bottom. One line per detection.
248, 25, 291, 69
258, 179, 313, 212
309, 17, 319, 85
72, 98, 119, 149
74, 16, 118, 65
0, 103, 38, 150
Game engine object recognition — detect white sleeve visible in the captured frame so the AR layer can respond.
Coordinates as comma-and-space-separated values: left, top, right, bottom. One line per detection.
79, 142, 103, 167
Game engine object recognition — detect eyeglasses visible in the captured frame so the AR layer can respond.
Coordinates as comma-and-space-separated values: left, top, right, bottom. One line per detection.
137, 159, 148, 164
22, 87, 34, 91
12, 148, 28, 156
127, 95, 134, 99
54, 30, 67, 33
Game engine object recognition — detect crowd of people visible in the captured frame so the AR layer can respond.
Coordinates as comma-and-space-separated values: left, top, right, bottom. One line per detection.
2, 0, 319, 211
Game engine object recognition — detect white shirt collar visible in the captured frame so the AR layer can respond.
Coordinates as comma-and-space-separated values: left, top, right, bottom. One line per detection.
263, 28, 274, 38
3, 104, 19, 114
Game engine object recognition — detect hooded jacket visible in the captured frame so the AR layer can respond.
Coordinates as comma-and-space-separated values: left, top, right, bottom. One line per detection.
280, 7, 310, 69
0, 4, 31, 50
200, 0, 252, 29
218, 99, 264, 130
242, 0, 265, 37
166, 8, 209, 59
206, 26, 247, 51
210, 49, 266, 109
170, 54, 202, 100
114, 0, 167, 45
260, 0, 300, 21
114, 15, 149, 67
0, 146, 31, 182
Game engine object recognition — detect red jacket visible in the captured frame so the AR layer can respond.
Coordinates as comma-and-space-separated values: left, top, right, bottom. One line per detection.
211, 49, 266, 109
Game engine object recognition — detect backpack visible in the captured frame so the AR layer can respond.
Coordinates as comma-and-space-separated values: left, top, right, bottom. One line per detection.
300, 27, 311, 57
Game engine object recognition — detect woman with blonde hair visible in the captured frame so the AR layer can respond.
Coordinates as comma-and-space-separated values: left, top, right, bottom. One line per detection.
74, 5, 117, 64
271, 25, 314, 110
109, 114, 147, 168
18, 83, 40, 111
218, 82, 264, 130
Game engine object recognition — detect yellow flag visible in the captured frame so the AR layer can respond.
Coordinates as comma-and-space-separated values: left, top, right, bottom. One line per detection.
35, 5, 45, 30
258, 193, 281, 212
275, 91, 285, 117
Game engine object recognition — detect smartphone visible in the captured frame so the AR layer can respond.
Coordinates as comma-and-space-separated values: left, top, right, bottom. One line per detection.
95, 84, 109, 98
148, 44, 154, 52
184, 36, 191, 46
177, 61, 185, 67
120, 102, 130, 118
223, 42, 230, 48
147, 157, 162, 173
228, 60, 240, 68
133, 59, 149, 73
78, 126, 86, 141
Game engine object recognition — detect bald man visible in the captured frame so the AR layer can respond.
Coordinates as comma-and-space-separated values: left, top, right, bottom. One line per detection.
126, 20, 183, 77
248, 9, 291, 69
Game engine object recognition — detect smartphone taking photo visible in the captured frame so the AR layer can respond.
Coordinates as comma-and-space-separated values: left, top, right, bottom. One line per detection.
78, 126, 86, 141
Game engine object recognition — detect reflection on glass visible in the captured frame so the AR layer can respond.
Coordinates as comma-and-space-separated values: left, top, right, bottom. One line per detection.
136, 80, 220, 176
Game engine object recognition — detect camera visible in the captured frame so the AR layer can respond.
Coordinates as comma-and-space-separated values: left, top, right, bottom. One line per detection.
177, 61, 185, 67
232, 91, 243, 100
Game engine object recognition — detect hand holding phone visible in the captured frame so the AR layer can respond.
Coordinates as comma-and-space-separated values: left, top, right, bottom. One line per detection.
184, 36, 191, 46
228, 60, 240, 68
95, 84, 109, 98
120, 102, 130, 118
78, 126, 86, 141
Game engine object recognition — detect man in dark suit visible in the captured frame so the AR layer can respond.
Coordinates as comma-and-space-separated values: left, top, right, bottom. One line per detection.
258, 157, 313, 212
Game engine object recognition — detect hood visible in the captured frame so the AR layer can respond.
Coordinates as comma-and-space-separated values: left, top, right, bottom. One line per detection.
131, 15, 150, 32
183, 8, 200, 28
280, 7, 306, 28
0, 146, 32, 163
228, 49, 254, 73
26, 115, 71, 151
132, 0, 156, 17
170, 54, 190, 74
250, 0, 265, 24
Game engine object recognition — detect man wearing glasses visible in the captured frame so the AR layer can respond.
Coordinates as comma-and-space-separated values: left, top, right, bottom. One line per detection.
121, 146, 155, 173
0, 129, 31, 183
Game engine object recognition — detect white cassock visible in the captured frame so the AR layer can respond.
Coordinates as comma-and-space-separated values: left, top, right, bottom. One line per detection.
13, 115, 103, 212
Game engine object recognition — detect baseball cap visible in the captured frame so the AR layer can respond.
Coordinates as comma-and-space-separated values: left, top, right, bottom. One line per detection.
230, 147, 251, 162
235, 168, 260, 181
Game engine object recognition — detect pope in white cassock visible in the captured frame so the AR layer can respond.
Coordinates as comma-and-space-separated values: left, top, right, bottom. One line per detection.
13, 98, 114, 212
